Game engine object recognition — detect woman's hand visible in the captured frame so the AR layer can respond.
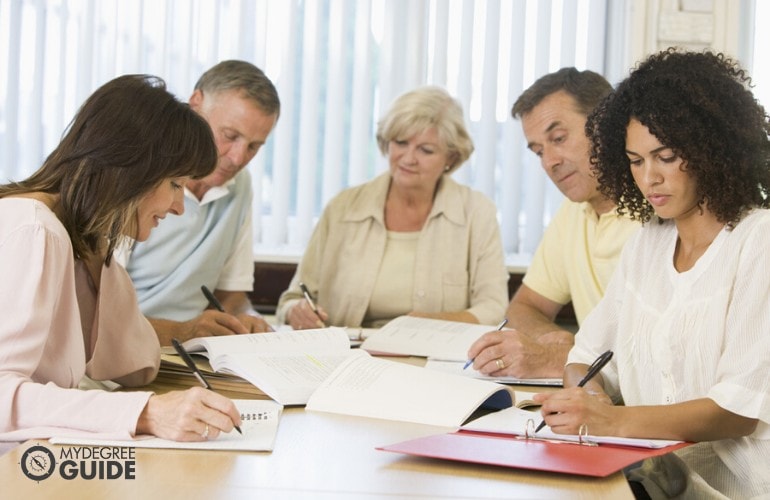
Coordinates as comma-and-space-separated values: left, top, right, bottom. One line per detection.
287, 300, 328, 329
534, 387, 616, 435
136, 387, 241, 441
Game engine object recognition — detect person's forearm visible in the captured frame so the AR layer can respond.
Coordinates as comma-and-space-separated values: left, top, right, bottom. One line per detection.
147, 317, 185, 345
614, 399, 758, 442
563, 363, 758, 441
506, 302, 571, 337
533, 342, 573, 378
216, 291, 253, 315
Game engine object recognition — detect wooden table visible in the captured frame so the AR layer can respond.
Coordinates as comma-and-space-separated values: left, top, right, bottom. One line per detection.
0, 405, 632, 499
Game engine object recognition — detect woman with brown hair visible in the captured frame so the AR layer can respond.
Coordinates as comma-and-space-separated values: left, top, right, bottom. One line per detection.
0, 75, 240, 442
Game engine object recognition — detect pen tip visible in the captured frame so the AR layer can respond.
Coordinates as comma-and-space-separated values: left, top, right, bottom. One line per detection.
235, 425, 243, 435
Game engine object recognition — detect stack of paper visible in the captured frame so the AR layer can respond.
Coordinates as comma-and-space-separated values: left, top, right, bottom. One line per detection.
154, 353, 270, 400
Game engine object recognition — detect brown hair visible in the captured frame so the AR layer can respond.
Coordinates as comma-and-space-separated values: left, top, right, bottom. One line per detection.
512, 67, 612, 119
0, 75, 217, 263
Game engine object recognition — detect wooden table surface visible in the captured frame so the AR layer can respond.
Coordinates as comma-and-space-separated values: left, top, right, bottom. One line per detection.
1, 405, 632, 499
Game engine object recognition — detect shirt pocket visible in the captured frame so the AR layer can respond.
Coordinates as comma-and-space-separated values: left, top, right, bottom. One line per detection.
441, 271, 469, 311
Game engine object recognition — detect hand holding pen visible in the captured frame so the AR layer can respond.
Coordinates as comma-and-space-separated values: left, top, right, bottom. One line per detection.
463, 318, 508, 370
534, 350, 613, 433
201, 285, 274, 333
296, 282, 328, 328
171, 338, 242, 436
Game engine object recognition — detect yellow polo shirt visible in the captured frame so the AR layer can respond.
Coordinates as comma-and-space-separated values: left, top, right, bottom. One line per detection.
523, 199, 640, 324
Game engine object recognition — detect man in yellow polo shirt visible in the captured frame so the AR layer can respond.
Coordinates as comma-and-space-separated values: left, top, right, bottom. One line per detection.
467, 68, 640, 378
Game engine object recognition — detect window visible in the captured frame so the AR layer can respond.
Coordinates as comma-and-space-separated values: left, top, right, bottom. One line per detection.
1, 0, 622, 268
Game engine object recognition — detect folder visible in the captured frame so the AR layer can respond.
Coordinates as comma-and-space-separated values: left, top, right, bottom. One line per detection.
378, 428, 690, 477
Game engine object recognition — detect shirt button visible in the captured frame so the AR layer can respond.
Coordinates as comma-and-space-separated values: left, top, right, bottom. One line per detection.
417, 290, 425, 298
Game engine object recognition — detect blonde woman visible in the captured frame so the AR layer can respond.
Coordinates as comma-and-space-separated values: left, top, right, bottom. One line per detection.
278, 86, 508, 329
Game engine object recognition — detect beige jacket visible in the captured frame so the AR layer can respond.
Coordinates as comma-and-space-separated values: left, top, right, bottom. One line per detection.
277, 172, 508, 326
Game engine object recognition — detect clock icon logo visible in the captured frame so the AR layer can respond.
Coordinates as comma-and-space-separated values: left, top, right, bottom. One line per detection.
20, 444, 56, 482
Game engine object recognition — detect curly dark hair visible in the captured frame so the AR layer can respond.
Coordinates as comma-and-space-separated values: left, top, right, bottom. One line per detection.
587, 48, 770, 225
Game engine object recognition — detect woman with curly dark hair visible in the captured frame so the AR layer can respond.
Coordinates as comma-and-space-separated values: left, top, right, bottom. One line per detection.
535, 49, 770, 498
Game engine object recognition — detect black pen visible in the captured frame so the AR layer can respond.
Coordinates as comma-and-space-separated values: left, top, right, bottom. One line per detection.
171, 338, 242, 435
201, 285, 225, 312
298, 282, 327, 326
535, 349, 613, 433
202, 284, 275, 332
463, 317, 508, 370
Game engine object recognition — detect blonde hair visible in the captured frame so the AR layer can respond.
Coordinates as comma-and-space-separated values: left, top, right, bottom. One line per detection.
376, 86, 474, 172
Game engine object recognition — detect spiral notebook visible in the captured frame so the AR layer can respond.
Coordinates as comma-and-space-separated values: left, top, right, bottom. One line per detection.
50, 400, 283, 452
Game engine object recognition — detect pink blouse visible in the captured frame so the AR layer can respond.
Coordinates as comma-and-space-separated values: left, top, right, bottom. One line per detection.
0, 198, 159, 440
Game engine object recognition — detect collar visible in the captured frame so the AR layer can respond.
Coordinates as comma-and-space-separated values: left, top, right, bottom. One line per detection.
184, 178, 236, 206
342, 172, 467, 226
581, 201, 626, 222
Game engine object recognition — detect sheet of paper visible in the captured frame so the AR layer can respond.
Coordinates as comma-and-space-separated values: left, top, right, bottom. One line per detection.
306, 350, 511, 427
50, 400, 283, 451
360, 316, 493, 360
463, 406, 683, 448
183, 327, 350, 359
218, 352, 356, 405
175, 328, 353, 405
423, 359, 563, 386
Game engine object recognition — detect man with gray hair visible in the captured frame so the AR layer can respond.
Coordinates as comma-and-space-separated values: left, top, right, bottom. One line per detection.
120, 60, 280, 344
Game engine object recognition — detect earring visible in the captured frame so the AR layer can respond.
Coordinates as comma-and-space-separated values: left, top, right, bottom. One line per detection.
444, 166, 450, 172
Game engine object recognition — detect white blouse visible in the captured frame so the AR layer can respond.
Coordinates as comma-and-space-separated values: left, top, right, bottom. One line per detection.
569, 209, 770, 498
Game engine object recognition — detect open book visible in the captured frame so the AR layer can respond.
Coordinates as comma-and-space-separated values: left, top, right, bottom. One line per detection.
306, 350, 512, 427
180, 328, 352, 405
360, 316, 491, 359
361, 317, 562, 386
50, 400, 282, 451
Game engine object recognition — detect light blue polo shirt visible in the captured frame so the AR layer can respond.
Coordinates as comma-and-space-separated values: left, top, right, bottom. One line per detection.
127, 170, 253, 321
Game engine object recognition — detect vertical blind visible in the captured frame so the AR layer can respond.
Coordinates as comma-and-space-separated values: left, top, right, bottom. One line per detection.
0, 0, 609, 266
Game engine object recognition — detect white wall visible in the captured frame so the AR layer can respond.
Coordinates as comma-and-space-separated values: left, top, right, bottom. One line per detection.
624, 0, 754, 71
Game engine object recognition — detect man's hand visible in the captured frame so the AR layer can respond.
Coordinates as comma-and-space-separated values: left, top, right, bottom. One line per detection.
236, 313, 274, 333
466, 328, 574, 378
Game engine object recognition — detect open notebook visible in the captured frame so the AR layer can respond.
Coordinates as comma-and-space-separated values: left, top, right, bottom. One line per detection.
50, 400, 283, 451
